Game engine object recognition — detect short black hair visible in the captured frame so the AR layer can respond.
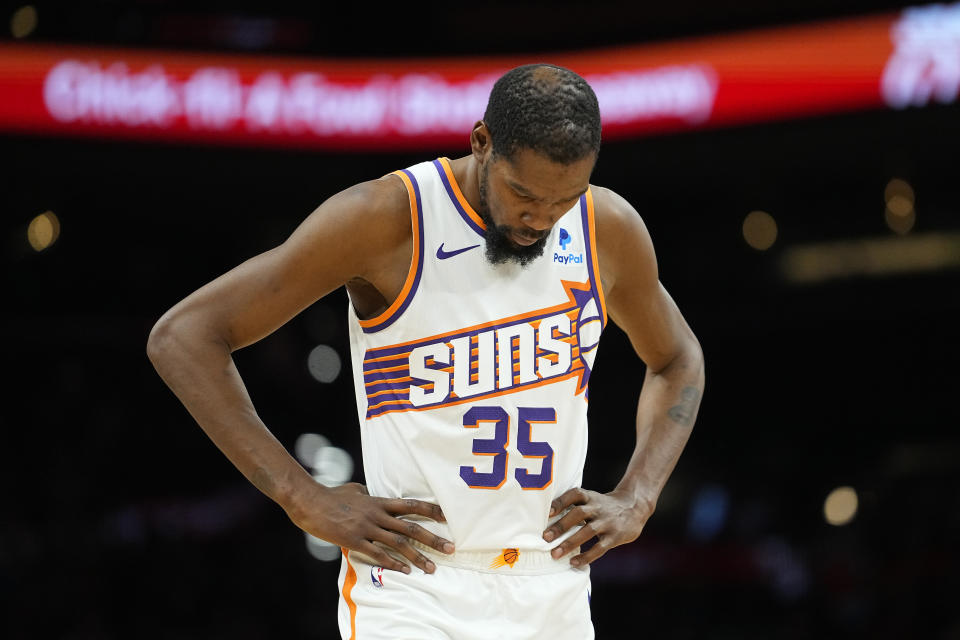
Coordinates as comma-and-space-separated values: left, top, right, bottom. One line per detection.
483, 63, 601, 164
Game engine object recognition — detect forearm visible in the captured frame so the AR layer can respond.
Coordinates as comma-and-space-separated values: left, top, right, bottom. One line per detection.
614, 341, 705, 511
147, 317, 316, 513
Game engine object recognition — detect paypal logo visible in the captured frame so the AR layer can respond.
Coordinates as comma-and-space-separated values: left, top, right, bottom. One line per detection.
559, 227, 571, 250
553, 252, 584, 265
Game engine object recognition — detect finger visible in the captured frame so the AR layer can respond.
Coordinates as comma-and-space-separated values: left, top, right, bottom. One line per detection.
542, 505, 587, 542
358, 541, 411, 575
372, 530, 437, 574
383, 517, 455, 555
569, 536, 613, 567
549, 523, 597, 560
549, 488, 588, 517
383, 498, 447, 523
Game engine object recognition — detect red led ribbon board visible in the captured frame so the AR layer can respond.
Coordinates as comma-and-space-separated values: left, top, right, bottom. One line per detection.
0, 3, 957, 150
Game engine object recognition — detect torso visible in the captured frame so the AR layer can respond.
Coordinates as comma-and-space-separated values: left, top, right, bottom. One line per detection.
344, 157, 608, 557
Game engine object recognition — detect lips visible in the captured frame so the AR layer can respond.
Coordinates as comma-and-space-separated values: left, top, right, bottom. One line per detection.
510, 229, 542, 246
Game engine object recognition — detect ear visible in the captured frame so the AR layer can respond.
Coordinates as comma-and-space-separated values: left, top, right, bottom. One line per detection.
470, 121, 492, 161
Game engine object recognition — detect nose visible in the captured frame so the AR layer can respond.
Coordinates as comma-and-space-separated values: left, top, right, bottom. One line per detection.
520, 209, 558, 232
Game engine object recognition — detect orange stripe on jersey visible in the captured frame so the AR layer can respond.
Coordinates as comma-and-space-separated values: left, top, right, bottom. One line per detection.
372, 367, 583, 418
341, 549, 358, 640
584, 188, 608, 327
363, 363, 409, 376
540, 347, 581, 364
367, 387, 411, 400
364, 352, 410, 365
438, 157, 487, 231
368, 397, 416, 411
361, 280, 592, 358
365, 374, 413, 387
358, 170, 421, 330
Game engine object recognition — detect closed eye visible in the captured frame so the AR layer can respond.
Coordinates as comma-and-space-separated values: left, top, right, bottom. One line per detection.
508, 183, 585, 205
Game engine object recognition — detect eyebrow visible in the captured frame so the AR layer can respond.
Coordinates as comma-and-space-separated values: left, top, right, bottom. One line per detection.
507, 180, 588, 203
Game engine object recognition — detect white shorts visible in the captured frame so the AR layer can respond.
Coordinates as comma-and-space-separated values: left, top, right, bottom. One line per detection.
336, 548, 594, 640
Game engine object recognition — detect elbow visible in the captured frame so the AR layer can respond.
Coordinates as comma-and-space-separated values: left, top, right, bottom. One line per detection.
147, 308, 197, 371
146, 314, 177, 370
689, 334, 704, 369
686, 334, 705, 383
653, 334, 704, 382
146, 308, 231, 373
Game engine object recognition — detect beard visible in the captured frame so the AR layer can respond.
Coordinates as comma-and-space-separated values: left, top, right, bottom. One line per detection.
477, 162, 549, 267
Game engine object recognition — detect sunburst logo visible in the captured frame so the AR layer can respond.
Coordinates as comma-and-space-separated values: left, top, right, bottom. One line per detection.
490, 548, 520, 569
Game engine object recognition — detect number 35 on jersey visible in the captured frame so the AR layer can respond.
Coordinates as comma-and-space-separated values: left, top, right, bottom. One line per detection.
460, 406, 556, 491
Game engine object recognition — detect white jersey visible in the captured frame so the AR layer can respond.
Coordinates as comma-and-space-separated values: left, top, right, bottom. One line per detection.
347, 157, 607, 563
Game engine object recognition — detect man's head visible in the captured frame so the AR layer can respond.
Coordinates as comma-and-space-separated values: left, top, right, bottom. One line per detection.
473, 64, 601, 266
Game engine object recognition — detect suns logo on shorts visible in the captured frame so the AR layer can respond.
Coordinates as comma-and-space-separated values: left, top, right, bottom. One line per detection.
489, 548, 520, 569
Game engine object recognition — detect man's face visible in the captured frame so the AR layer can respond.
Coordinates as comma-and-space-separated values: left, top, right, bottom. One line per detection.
476, 147, 596, 267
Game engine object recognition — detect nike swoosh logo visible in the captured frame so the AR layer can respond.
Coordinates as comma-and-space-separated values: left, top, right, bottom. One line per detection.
436, 243, 480, 260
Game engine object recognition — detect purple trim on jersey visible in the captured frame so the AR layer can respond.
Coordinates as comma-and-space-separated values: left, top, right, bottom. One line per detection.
362, 303, 585, 362
366, 391, 413, 407
568, 194, 605, 396
432, 159, 486, 238
579, 193, 606, 333
362, 356, 409, 372
368, 403, 415, 418
361, 168, 425, 334
365, 367, 582, 419
364, 380, 411, 395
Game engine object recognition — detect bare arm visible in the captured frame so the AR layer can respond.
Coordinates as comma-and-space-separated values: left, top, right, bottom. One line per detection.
543, 186, 705, 565
147, 175, 453, 573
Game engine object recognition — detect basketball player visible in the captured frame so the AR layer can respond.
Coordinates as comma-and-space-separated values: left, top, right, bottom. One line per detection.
148, 64, 704, 639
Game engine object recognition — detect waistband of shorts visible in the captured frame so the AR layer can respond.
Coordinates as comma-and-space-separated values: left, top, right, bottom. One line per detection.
409, 539, 580, 575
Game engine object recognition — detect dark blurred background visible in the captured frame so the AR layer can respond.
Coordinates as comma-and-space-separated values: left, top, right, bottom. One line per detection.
3, 1, 959, 638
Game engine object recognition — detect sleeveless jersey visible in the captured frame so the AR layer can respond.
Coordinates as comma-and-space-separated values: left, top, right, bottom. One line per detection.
346, 157, 607, 557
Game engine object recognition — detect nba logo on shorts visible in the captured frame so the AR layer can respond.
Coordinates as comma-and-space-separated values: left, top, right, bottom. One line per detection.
370, 566, 384, 588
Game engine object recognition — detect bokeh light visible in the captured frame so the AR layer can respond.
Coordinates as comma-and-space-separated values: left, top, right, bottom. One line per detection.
27, 210, 60, 251
823, 486, 858, 526
307, 344, 341, 383
884, 178, 914, 203
884, 178, 916, 235
305, 532, 343, 561
311, 446, 354, 487
687, 484, 730, 542
294, 432, 330, 467
10, 5, 37, 38
743, 210, 778, 250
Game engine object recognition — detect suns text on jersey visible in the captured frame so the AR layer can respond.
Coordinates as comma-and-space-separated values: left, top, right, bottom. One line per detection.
360, 280, 602, 419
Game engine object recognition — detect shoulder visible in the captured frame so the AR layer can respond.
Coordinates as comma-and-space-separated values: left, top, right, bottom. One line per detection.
273, 170, 414, 288
589, 185, 658, 295
590, 185, 651, 253
307, 171, 413, 260
329, 172, 412, 238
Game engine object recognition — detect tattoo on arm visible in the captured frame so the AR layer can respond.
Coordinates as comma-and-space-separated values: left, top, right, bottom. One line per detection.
667, 386, 701, 427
